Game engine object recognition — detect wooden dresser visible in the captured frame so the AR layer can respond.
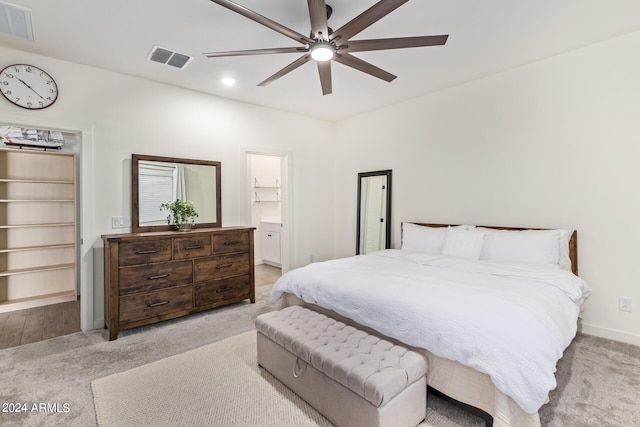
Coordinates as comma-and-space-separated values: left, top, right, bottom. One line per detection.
102, 227, 255, 340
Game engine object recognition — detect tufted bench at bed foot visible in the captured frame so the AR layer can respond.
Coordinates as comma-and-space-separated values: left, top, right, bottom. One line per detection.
255, 305, 427, 427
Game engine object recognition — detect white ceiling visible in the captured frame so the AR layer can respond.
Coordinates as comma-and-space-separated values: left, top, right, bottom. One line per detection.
1, 0, 640, 121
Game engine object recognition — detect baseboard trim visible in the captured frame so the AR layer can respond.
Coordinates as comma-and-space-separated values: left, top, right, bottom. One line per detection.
94, 318, 105, 330
581, 322, 640, 346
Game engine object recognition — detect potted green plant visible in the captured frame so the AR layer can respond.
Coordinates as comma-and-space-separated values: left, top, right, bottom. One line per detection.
160, 199, 199, 231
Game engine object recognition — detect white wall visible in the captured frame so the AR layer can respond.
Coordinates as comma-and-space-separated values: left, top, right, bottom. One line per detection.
334, 31, 640, 346
0, 46, 336, 330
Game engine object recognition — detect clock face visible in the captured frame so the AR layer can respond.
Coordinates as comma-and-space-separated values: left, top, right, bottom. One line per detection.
0, 64, 58, 110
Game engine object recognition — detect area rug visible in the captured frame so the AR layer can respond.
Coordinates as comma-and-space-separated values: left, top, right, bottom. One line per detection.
92, 330, 476, 427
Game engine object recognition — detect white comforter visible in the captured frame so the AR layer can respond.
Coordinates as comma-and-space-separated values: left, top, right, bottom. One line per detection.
270, 249, 591, 414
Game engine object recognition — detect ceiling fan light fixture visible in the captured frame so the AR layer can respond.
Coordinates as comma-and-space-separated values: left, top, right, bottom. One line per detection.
206, 0, 449, 95
310, 43, 334, 62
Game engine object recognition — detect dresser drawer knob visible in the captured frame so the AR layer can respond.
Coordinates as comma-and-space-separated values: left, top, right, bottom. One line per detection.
215, 264, 233, 270
184, 245, 204, 250
216, 286, 232, 293
148, 301, 170, 307
136, 249, 158, 254
147, 274, 169, 280
224, 241, 241, 246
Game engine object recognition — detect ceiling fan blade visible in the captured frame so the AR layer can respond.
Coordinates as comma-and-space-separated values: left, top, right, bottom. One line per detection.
204, 47, 306, 58
258, 54, 312, 87
307, 0, 329, 40
331, 0, 409, 42
341, 35, 448, 53
317, 61, 332, 95
333, 53, 396, 82
210, 0, 313, 45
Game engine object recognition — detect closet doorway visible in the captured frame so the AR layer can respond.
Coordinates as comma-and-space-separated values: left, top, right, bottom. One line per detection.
1, 114, 93, 344
246, 150, 291, 281
0, 133, 81, 349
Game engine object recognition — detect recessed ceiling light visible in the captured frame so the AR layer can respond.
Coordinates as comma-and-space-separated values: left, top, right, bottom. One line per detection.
221, 77, 236, 87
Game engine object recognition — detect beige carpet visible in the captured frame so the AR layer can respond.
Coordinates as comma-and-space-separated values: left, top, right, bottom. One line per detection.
92, 330, 464, 427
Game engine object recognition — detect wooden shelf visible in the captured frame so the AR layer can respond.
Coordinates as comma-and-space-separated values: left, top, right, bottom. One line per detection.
0, 263, 75, 278
0, 243, 75, 254
0, 199, 75, 202
0, 290, 77, 314
0, 178, 74, 184
0, 222, 75, 229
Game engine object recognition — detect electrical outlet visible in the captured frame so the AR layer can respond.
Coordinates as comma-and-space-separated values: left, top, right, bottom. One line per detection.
123, 216, 131, 226
619, 297, 633, 313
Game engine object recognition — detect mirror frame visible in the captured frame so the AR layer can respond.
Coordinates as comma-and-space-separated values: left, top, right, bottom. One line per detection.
132, 153, 222, 233
356, 169, 392, 255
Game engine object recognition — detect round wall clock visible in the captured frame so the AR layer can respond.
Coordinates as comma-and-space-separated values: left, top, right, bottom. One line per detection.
0, 64, 58, 110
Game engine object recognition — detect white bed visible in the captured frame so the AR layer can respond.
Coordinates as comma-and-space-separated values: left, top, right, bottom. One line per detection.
270, 223, 590, 427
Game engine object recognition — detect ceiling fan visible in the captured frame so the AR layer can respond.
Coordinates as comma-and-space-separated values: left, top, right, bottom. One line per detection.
204, 0, 449, 95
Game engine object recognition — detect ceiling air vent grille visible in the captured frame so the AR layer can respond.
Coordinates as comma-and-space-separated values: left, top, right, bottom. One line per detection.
147, 46, 193, 69
0, 1, 34, 41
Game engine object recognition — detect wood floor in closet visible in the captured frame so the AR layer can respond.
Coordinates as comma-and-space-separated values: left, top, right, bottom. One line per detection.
0, 299, 80, 350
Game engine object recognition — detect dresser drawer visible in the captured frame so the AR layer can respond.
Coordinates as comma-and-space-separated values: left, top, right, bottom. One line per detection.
119, 260, 193, 295
119, 284, 193, 323
193, 253, 250, 282
194, 275, 251, 307
173, 235, 212, 260
213, 231, 249, 254
118, 239, 172, 266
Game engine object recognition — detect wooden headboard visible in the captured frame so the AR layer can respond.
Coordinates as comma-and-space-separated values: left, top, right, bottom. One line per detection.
409, 223, 578, 276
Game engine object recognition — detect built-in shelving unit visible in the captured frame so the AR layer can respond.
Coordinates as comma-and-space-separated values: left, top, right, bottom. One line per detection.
0, 148, 77, 313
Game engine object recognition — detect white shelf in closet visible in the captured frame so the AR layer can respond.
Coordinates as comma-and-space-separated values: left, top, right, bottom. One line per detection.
0, 243, 75, 253
0, 223, 75, 228
0, 178, 74, 184
253, 177, 281, 202
0, 199, 75, 202
0, 263, 76, 277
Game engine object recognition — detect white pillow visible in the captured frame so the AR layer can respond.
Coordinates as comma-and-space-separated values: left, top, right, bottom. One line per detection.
401, 223, 446, 255
557, 229, 573, 271
442, 226, 486, 260
479, 228, 573, 270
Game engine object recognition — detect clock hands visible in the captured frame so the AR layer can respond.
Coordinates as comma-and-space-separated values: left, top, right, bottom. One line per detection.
14, 76, 46, 100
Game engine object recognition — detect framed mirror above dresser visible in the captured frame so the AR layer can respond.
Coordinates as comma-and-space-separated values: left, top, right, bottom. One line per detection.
131, 154, 222, 233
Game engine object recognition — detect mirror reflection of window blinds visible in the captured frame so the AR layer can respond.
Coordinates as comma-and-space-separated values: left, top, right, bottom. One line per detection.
139, 162, 178, 225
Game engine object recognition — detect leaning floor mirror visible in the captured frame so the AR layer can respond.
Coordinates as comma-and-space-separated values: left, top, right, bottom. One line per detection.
356, 170, 392, 255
